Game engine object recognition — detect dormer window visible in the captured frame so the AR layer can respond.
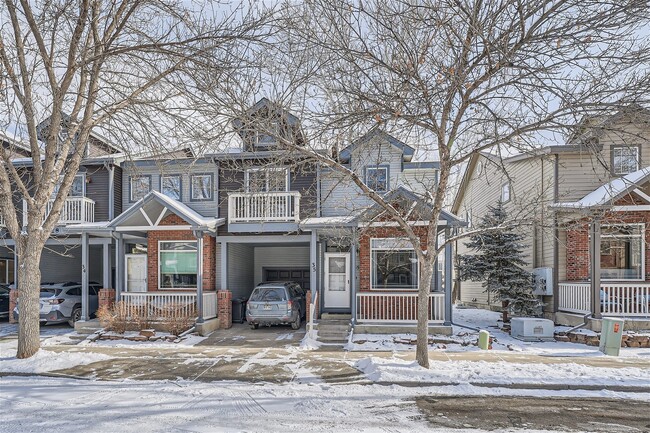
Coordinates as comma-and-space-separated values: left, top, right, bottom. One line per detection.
365, 166, 389, 192
612, 146, 640, 175
248, 120, 281, 147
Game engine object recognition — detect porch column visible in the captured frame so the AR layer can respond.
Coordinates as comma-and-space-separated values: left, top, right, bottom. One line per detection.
220, 241, 228, 290
81, 232, 89, 321
102, 240, 111, 289
195, 231, 204, 324
589, 219, 602, 319
444, 228, 453, 326
115, 233, 124, 300
310, 230, 317, 292
350, 232, 357, 324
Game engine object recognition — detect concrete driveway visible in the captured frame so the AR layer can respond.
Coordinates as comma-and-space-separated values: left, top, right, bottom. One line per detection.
197, 322, 306, 348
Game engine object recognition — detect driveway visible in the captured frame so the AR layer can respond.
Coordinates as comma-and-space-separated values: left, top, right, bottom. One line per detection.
197, 322, 306, 348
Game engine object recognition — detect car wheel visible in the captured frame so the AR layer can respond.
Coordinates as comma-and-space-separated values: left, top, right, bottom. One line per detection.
291, 313, 301, 330
250, 323, 259, 330
68, 307, 82, 327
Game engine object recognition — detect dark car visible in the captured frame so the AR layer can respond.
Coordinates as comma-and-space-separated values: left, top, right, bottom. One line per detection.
246, 282, 306, 330
0, 284, 10, 318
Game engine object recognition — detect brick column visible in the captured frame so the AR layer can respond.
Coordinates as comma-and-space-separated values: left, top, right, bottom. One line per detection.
9, 289, 18, 323
98, 288, 116, 310
306, 289, 319, 321
217, 290, 232, 329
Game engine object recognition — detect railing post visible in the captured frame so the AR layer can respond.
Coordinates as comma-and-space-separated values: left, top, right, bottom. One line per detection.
589, 220, 602, 319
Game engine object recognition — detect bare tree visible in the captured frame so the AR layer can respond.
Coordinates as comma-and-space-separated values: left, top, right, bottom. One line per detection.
251, 0, 650, 368
0, 0, 269, 358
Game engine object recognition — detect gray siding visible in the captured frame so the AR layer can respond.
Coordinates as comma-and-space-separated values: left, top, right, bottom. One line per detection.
226, 243, 254, 299
84, 165, 111, 221
39, 244, 103, 283
113, 166, 123, 216
253, 246, 310, 286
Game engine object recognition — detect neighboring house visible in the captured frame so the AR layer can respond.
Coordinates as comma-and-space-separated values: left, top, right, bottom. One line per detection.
452, 105, 650, 328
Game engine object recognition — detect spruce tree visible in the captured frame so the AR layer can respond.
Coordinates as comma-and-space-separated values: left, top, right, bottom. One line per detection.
459, 201, 540, 322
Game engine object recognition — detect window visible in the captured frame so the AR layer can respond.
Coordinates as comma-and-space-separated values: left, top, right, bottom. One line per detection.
365, 166, 389, 192
246, 167, 288, 192
130, 176, 151, 202
247, 120, 280, 147
159, 241, 198, 289
600, 224, 645, 280
501, 182, 511, 203
612, 146, 640, 175
161, 175, 182, 200
190, 174, 213, 201
52, 174, 85, 198
371, 238, 418, 290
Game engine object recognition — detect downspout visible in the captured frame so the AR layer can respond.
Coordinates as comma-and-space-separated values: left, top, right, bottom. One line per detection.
552, 154, 560, 314
316, 164, 321, 217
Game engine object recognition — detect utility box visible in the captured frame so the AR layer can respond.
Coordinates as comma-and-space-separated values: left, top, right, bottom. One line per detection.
599, 317, 625, 356
511, 317, 555, 341
532, 267, 553, 296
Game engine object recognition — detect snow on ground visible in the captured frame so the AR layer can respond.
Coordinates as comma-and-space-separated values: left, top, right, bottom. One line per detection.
0, 375, 647, 433
355, 356, 650, 387
0, 345, 113, 374
77, 331, 207, 348
347, 306, 650, 358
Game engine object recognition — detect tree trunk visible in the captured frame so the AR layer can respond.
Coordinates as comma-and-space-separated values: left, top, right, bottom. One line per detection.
415, 259, 435, 368
501, 300, 510, 324
16, 240, 43, 359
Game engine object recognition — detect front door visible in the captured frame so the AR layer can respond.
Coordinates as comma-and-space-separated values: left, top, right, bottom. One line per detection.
323, 253, 350, 310
125, 254, 147, 292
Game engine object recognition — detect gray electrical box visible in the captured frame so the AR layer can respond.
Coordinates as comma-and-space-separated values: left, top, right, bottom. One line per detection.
532, 267, 553, 296
599, 317, 625, 356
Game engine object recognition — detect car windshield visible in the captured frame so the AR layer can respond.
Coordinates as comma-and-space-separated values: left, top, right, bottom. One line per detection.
250, 287, 287, 302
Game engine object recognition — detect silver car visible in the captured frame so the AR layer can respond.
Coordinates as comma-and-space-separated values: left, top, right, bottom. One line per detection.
246, 282, 306, 330
14, 282, 101, 326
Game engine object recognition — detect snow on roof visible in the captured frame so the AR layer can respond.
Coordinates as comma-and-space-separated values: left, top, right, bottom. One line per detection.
299, 216, 358, 228
553, 166, 650, 209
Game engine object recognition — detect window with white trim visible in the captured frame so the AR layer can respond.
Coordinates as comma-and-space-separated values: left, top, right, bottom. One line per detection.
600, 224, 645, 281
159, 241, 198, 289
52, 174, 85, 198
130, 176, 150, 202
365, 166, 389, 192
612, 146, 639, 175
501, 182, 511, 203
161, 175, 181, 200
190, 174, 213, 201
246, 167, 288, 192
371, 238, 418, 290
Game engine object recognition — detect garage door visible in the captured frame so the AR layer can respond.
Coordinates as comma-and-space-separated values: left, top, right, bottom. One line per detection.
264, 268, 310, 291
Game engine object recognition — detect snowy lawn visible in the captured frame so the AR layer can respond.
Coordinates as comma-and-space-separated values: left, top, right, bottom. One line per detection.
1, 375, 648, 433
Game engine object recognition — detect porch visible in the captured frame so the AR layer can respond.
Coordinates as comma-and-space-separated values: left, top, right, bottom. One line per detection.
558, 282, 650, 317
355, 292, 446, 324
120, 291, 217, 320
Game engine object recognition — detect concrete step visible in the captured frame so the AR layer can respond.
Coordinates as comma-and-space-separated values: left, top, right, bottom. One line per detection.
319, 334, 350, 342
319, 327, 350, 336
321, 313, 352, 320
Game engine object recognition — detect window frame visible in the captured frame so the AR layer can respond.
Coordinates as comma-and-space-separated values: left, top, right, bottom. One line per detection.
129, 175, 151, 202
160, 174, 182, 201
158, 240, 199, 290
365, 165, 390, 193
599, 223, 645, 282
370, 237, 419, 291
245, 167, 290, 193
52, 173, 86, 198
611, 146, 640, 175
190, 173, 214, 202
501, 182, 511, 203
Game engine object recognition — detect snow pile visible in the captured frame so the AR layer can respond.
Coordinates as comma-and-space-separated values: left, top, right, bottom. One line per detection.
355, 356, 650, 387
0, 349, 114, 374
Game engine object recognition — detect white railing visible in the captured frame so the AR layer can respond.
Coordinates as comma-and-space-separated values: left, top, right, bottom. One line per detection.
0, 212, 5, 227
228, 191, 301, 223
559, 282, 650, 317
121, 291, 217, 321
22, 196, 95, 226
356, 292, 445, 324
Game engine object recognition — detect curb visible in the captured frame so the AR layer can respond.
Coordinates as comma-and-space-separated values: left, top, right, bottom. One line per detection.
374, 381, 650, 393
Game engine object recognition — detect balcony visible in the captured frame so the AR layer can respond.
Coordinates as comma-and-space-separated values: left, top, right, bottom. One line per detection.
228, 191, 301, 223
22, 196, 96, 226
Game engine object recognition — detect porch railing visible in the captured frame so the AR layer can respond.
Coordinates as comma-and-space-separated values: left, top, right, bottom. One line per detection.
228, 191, 301, 223
120, 291, 217, 321
356, 292, 445, 324
22, 196, 95, 226
559, 282, 650, 316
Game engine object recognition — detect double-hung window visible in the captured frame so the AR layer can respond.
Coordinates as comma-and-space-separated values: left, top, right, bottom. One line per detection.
130, 175, 151, 202
600, 224, 645, 281
612, 146, 640, 175
53, 174, 85, 198
159, 241, 198, 289
161, 175, 182, 200
246, 167, 288, 192
371, 238, 418, 290
365, 166, 389, 192
191, 174, 213, 201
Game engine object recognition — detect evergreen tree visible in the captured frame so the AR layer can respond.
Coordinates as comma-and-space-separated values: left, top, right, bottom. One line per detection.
459, 201, 541, 321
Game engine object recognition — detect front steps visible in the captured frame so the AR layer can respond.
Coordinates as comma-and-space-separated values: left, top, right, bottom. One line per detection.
317, 314, 352, 344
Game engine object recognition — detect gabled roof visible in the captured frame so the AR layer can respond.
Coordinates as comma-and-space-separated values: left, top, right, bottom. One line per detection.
109, 191, 224, 232
451, 152, 504, 214
339, 128, 415, 162
231, 97, 300, 129
552, 166, 650, 210
0, 130, 31, 157
36, 114, 121, 155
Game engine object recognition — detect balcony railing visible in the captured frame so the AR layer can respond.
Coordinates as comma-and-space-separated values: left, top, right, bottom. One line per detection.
559, 282, 650, 317
22, 196, 95, 226
228, 191, 301, 223
356, 292, 445, 324
120, 291, 217, 321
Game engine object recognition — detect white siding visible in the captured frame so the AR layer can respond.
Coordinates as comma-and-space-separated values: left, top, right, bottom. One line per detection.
253, 246, 310, 285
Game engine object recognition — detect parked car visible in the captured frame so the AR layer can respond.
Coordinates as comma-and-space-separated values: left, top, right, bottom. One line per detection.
246, 282, 306, 330
14, 281, 101, 326
0, 284, 10, 318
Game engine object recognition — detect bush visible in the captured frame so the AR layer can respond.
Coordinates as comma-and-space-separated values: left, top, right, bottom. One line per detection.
96, 300, 196, 336
159, 303, 197, 336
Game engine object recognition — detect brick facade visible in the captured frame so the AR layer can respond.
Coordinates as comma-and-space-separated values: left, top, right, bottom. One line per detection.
565, 204, 650, 282
217, 289, 232, 328
358, 226, 430, 292
146, 213, 216, 292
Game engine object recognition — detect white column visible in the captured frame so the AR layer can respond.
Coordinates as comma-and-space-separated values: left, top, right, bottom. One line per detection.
590, 219, 602, 319
102, 241, 111, 288
350, 231, 357, 323
444, 228, 453, 326
196, 233, 204, 324
310, 230, 317, 292
81, 232, 89, 321
115, 233, 124, 300
220, 241, 228, 290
